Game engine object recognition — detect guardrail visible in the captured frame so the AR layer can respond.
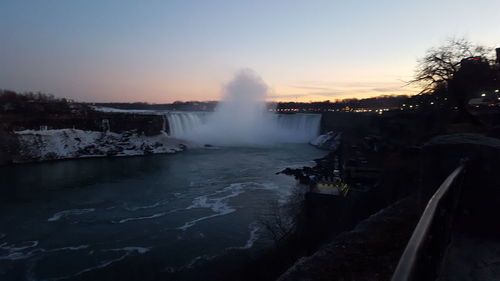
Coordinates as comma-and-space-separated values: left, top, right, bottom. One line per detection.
391, 163, 466, 281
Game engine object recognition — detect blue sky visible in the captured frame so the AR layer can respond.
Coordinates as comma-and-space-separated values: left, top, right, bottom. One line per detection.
1, 0, 499, 102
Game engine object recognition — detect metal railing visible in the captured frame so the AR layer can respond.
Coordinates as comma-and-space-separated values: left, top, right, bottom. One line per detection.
391, 163, 466, 281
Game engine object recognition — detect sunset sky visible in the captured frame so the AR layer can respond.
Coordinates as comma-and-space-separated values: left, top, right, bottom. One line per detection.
1, 0, 499, 103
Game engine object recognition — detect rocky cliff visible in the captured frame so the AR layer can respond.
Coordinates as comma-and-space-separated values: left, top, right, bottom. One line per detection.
0, 102, 183, 164
1, 104, 167, 136
13, 129, 186, 163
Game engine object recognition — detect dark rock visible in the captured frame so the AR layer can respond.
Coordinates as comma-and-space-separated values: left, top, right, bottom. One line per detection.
0, 129, 18, 165
45, 152, 58, 160
106, 149, 118, 156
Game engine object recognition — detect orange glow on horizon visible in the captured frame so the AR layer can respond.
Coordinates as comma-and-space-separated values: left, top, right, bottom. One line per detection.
266, 92, 419, 103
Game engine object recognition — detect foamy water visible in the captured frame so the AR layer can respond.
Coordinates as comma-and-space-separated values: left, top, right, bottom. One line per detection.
47, 208, 96, 222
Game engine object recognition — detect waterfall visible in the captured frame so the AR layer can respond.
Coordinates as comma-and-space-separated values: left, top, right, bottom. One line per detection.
166, 112, 208, 138
161, 114, 167, 135
164, 70, 321, 146
165, 111, 321, 145
275, 113, 321, 142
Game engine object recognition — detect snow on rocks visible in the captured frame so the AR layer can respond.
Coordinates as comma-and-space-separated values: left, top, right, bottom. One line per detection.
14, 129, 187, 163
310, 131, 342, 151
89, 106, 154, 114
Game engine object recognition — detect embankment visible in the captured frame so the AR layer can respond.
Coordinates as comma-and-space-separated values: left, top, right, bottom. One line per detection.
277, 196, 419, 281
13, 129, 186, 163
0, 106, 186, 164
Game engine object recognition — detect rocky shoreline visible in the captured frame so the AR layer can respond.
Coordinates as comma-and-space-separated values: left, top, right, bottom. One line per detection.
278, 131, 342, 185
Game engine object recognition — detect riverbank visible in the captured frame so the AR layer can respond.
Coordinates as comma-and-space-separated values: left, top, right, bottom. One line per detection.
0, 94, 178, 164
11, 129, 188, 163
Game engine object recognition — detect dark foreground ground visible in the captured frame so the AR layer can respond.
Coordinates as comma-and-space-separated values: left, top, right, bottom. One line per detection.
278, 197, 419, 281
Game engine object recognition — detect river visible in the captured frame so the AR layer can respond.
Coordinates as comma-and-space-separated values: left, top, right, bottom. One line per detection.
0, 144, 325, 281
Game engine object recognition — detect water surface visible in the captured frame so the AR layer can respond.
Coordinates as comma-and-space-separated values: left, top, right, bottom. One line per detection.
0, 144, 325, 281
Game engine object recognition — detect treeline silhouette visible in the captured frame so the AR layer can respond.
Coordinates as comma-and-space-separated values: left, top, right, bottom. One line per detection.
276, 95, 423, 112
0, 89, 73, 114
94, 101, 218, 111
95, 95, 430, 112
0, 89, 446, 113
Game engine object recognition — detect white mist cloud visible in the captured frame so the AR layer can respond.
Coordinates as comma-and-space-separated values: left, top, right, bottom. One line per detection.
170, 70, 320, 146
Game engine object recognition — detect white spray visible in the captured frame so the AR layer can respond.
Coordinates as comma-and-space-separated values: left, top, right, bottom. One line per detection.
169, 69, 320, 146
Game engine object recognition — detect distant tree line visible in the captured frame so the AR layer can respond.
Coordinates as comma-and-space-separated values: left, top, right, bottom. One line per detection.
0, 89, 71, 103
275, 95, 411, 112
0, 89, 74, 114
93, 101, 219, 111
95, 96, 417, 113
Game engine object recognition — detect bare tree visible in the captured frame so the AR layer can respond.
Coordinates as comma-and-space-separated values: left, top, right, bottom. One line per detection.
258, 201, 295, 248
258, 185, 306, 248
411, 38, 494, 94
410, 38, 497, 126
